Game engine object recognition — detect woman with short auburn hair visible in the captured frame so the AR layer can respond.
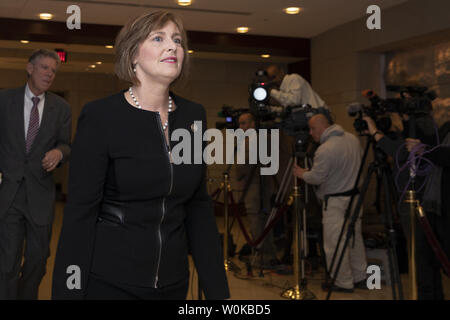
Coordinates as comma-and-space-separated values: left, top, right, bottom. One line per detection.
52, 11, 229, 300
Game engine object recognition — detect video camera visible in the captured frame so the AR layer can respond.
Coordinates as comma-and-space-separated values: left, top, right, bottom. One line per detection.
278, 105, 332, 152
347, 85, 437, 133
215, 69, 280, 130
215, 105, 249, 130
217, 68, 332, 152
249, 70, 272, 107
278, 105, 331, 136
248, 70, 281, 121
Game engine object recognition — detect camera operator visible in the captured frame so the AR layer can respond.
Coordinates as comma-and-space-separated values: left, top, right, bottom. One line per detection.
292, 114, 368, 292
266, 64, 326, 108
363, 98, 449, 299
234, 112, 278, 267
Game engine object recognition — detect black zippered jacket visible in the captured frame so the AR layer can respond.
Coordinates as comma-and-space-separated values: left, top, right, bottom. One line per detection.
52, 91, 229, 299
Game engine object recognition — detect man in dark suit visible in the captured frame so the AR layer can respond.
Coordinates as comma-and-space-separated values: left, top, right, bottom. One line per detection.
0, 49, 71, 299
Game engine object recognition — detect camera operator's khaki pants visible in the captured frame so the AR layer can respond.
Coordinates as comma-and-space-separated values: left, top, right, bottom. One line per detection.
323, 196, 367, 289
245, 183, 277, 262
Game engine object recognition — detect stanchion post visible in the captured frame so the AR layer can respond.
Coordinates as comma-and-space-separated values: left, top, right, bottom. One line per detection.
223, 173, 230, 271
281, 156, 315, 300
281, 165, 301, 299
405, 190, 418, 300
293, 170, 301, 298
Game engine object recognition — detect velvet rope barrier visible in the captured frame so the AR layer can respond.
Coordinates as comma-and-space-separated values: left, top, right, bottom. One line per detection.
213, 187, 292, 248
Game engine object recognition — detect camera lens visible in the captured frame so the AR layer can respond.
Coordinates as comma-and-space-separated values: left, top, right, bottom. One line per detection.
253, 87, 268, 101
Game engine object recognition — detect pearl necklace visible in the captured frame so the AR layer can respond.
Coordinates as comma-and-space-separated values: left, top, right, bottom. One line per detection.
128, 87, 172, 131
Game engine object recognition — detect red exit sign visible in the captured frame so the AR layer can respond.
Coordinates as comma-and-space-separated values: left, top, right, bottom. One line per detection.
55, 49, 67, 63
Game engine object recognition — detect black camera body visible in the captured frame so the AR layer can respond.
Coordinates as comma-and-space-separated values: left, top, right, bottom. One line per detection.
248, 70, 279, 121
348, 102, 392, 133
385, 85, 436, 115
215, 105, 249, 130
349, 85, 436, 134
278, 105, 331, 153
279, 105, 331, 135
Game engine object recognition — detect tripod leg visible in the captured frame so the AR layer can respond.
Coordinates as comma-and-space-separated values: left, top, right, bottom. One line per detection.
251, 158, 294, 269
326, 163, 375, 300
384, 170, 405, 300
375, 171, 383, 215
382, 171, 398, 299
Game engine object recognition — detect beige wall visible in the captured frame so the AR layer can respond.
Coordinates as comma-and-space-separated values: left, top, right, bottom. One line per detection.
311, 0, 450, 133
385, 40, 450, 97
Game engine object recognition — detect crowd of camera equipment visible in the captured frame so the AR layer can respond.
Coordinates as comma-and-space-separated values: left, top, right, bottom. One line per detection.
347, 85, 437, 135
329, 84, 438, 300
219, 70, 335, 299
217, 71, 332, 148
217, 77, 446, 299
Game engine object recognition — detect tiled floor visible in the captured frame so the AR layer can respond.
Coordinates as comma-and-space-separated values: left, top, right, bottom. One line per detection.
37, 202, 449, 300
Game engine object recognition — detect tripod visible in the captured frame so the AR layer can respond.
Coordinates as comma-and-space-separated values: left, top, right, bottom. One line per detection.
281, 155, 316, 300
326, 136, 404, 300
274, 137, 316, 300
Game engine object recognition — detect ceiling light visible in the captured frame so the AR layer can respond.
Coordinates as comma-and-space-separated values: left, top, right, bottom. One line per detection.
177, 0, 192, 6
20, 40, 30, 44
261, 54, 270, 59
188, 50, 194, 54
89, 65, 96, 69
96, 61, 102, 65
105, 45, 114, 49
284, 7, 301, 15
39, 13, 53, 20
236, 27, 249, 34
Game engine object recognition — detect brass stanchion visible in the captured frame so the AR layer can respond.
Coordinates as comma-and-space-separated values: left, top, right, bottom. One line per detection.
282, 156, 315, 300
405, 190, 418, 300
282, 179, 301, 299
223, 173, 230, 271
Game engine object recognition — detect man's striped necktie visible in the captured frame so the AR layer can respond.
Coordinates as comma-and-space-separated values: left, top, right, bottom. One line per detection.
26, 96, 40, 154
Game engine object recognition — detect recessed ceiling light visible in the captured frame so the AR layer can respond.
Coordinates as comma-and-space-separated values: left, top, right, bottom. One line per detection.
284, 7, 301, 15
89, 65, 96, 69
177, 0, 192, 6
96, 61, 102, 65
261, 54, 270, 59
39, 13, 53, 20
236, 27, 249, 34
188, 50, 194, 54
105, 45, 114, 49
20, 40, 30, 44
